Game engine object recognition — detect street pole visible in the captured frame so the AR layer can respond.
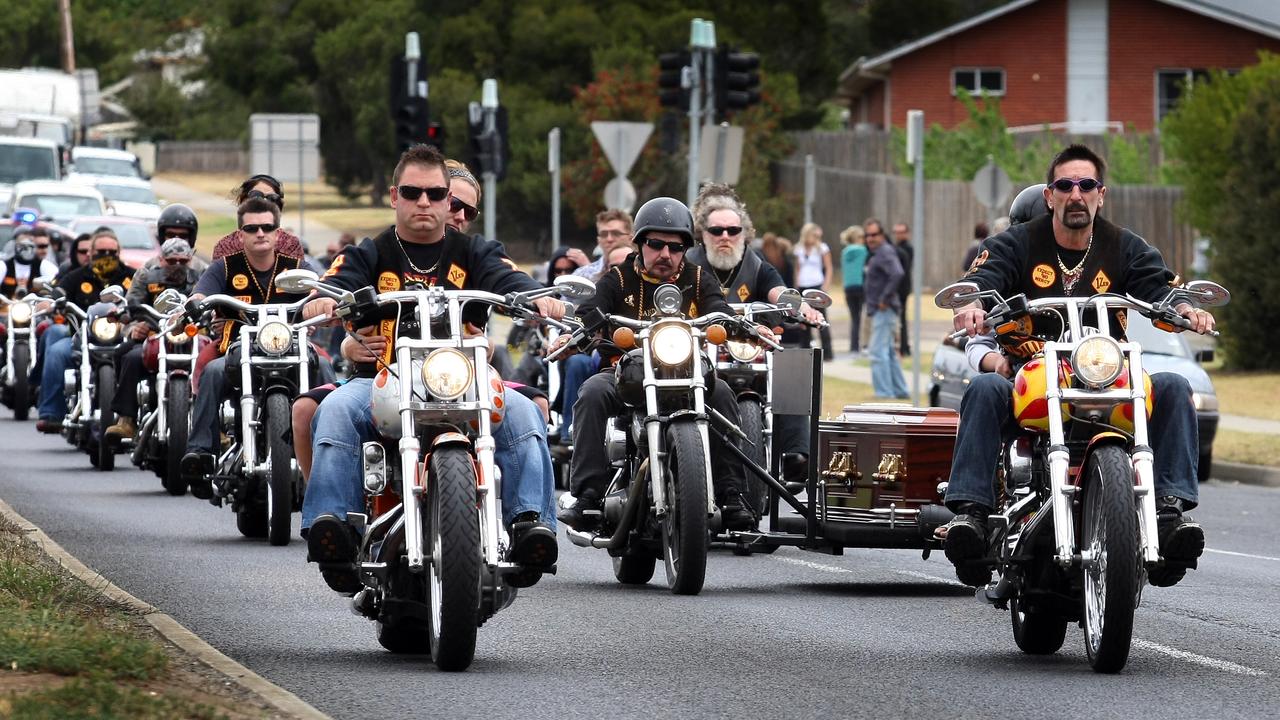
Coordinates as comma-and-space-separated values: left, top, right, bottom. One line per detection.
58, 0, 75, 73
482, 79, 498, 242
803, 154, 815, 225
907, 110, 925, 406
549, 127, 561, 253
685, 19, 715, 205
685, 47, 702, 205
297, 117, 306, 244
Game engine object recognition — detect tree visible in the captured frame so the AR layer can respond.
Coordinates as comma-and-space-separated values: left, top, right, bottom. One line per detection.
1163, 52, 1280, 370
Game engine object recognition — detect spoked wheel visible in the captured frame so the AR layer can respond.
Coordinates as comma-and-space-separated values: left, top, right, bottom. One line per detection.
162, 376, 191, 496
11, 343, 30, 421
265, 393, 294, 546
1081, 444, 1139, 673
426, 446, 481, 672
736, 397, 768, 518
661, 421, 709, 596
1010, 596, 1068, 655
96, 365, 116, 471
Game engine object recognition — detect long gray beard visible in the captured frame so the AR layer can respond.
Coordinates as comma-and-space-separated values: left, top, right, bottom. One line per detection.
706, 242, 744, 271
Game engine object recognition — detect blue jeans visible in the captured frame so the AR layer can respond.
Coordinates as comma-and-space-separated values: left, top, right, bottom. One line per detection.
944, 371, 1199, 511
869, 308, 909, 398
300, 377, 557, 532
37, 324, 74, 420
559, 352, 598, 433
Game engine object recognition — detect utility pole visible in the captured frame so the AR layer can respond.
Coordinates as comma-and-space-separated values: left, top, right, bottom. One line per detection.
684, 19, 716, 205
480, 79, 499, 242
906, 110, 926, 406
548, 127, 561, 253
58, 0, 75, 73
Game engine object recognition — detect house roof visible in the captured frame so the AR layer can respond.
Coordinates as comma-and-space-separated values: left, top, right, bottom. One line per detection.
837, 0, 1280, 101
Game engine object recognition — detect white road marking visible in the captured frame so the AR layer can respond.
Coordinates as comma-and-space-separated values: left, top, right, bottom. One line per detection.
1205, 548, 1280, 563
1131, 639, 1269, 677
772, 555, 967, 587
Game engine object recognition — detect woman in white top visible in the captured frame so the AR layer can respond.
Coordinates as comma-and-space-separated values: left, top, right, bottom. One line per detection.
793, 222, 833, 360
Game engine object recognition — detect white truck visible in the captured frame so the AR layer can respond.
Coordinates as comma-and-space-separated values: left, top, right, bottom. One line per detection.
0, 68, 82, 208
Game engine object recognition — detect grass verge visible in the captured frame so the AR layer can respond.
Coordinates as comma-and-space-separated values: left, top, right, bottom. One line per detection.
1213, 429, 1280, 467
1207, 370, 1280, 421
0, 515, 277, 719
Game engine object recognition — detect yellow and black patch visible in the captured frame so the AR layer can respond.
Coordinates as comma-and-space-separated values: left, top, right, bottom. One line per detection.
965, 249, 989, 276
377, 271, 401, 293
1091, 270, 1112, 294
736, 284, 750, 302
446, 263, 467, 288
80, 282, 93, 294
1031, 264, 1056, 289
322, 254, 345, 278
231, 274, 250, 291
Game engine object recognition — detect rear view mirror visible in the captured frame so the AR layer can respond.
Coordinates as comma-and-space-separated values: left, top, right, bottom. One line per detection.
275, 268, 320, 294
153, 288, 186, 314
1180, 280, 1230, 308
776, 288, 803, 311
934, 281, 981, 309
553, 274, 595, 300
801, 288, 833, 309
100, 285, 125, 303
1194, 348, 1215, 364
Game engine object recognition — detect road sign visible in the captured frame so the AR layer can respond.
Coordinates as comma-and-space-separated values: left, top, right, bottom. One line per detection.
697, 124, 744, 185
591, 121, 652, 178
603, 177, 637, 213
971, 158, 1012, 211
250, 113, 321, 182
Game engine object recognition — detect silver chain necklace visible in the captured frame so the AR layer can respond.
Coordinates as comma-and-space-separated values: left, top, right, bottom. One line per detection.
395, 230, 441, 275
1057, 232, 1093, 295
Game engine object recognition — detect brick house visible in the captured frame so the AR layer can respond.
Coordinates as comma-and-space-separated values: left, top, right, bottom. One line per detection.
837, 0, 1280, 132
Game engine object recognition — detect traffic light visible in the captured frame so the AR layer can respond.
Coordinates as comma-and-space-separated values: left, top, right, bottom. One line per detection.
426, 121, 445, 153
394, 96, 430, 152
658, 50, 690, 110
715, 45, 761, 119
468, 105, 510, 181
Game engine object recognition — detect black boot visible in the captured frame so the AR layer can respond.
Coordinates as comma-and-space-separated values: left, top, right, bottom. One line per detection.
557, 493, 603, 532
719, 494, 755, 531
942, 502, 992, 587
507, 511, 558, 589
306, 515, 362, 595
1149, 496, 1204, 588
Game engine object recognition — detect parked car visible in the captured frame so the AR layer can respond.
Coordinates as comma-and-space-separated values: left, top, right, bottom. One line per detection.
67, 146, 145, 180
0, 137, 61, 209
91, 177, 161, 222
927, 312, 1218, 481
4, 180, 106, 228
67, 216, 158, 269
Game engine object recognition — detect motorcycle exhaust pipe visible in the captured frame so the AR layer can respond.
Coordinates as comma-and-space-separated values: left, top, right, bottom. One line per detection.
564, 459, 649, 550
131, 411, 160, 466
916, 503, 954, 540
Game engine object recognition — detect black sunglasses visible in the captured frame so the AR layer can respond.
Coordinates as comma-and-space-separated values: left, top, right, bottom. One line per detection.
643, 237, 687, 254
1050, 177, 1102, 193
706, 225, 743, 237
398, 185, 449, 202
450, 196, 479, 221
552, 263, 576, 276
94, 249, 120, 257
35, 243, 50, 249
247, 189, 284, 207
241, 223, 279, 235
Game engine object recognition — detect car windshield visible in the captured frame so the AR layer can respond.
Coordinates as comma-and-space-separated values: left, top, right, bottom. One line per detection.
22, 194, 103, 219
1125, 312, 1190, 358
98, 185, 156, 204
0, 145, 59, 184
69, 221, 154, 250
73, 156, 139, 178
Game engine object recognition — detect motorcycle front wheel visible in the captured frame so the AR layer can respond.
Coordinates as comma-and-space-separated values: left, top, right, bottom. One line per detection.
426, 445, 481, 672
661, 420, 709, 596
96, 364, 116, 472
265, 393, 293, 546
1081, 443, 1139, 673
163, 376, 191, 496
11, 343, 30, 421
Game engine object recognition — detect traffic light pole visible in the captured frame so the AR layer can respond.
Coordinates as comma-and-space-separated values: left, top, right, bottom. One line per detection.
685, 51, 702, 207
481, 79, 498, 242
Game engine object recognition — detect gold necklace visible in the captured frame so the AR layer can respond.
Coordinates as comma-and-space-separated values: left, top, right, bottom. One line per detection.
395, 230, 441, 275
247, 255, 278, 300
1057, 233, 1093, 295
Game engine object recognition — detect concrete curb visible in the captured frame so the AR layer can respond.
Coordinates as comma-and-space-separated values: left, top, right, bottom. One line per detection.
1213, 461, 1280, 488
0, 497, 330, 720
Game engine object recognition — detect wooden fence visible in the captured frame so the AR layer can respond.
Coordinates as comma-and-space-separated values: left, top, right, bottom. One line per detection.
773, 159, 1195, 290
154, 140, 248, 174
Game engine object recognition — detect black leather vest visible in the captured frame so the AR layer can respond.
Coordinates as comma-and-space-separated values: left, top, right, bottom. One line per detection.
219, 251, 303, 351
686, 245, 765, 304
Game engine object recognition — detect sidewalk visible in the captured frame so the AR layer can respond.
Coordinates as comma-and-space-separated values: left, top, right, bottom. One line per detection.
151, 177, 340, 256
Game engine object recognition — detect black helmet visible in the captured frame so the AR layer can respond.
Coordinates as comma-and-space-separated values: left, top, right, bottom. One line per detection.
631, 197, 694, 248
1009, 184, 1049, 224
156, 203, 199, 245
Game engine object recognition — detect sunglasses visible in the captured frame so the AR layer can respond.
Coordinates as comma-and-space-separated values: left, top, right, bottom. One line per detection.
1050, 177, 1102, 193
35, 243, 50, 249
643, 237, 687, 254
397, 185, 449, 202
552, 264, 576, 276
247, 189, 284, 206
449, 196, 479, 221
597, 229, 629, 239
706, 226, 743, 237
241, 223, 279, 235
76, 248, 91, 256
164, 257, 191, 265
94, 249, 120, 257
163, 231, 191, 240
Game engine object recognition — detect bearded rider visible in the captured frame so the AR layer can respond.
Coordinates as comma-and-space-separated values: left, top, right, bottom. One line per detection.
35, 228, 135, 433
938, 144, 1212, 589
685, 184, 824, 494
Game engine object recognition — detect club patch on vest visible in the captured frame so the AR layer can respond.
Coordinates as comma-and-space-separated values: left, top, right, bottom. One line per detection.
377, 271, 401, 293
446, 264, 466, 288
736, 284, 749, 301
965, 249, 989, 276
1091, 270, 1112, 294
322, 254, 345, 278
231, 274, 249, 291
80, 282, 93, 294
148, 283, 163, 294
1031, 264, 1056, 289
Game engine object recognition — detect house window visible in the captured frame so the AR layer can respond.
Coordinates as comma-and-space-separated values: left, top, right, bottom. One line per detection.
1156, 68, 1220, 122
952, 67, 1005, 96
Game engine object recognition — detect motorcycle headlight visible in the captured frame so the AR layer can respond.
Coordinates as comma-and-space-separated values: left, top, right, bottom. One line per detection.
256, 321, 293, 356
9, 302, 32, 326
651, 324, 694, 366
421, 348, 473, 400
1072, 336, 1124, 388
725, 339, 762, 363
91, 316, 121, 343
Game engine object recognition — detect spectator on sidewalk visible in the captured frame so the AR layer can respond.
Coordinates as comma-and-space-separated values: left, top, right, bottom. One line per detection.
794, 222, 834, 360
865, 218, 910, 399
892, 221, 914, 356
840, 225, 867, 354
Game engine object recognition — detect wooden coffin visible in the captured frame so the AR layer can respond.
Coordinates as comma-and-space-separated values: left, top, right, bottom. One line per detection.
816, 404, 959, 531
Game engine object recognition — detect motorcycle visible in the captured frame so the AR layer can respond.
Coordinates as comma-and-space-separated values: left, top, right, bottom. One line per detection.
276, 269, 592, 671
126, 290, 205, 496
0, 290, 40, 420
933, 279, 1229, 673
550, 284, 780, 595
187, 293, 327, 546
58, 286, 127, 470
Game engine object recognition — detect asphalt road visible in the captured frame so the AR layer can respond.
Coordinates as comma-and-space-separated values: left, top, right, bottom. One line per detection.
1, 421, 1277, 720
